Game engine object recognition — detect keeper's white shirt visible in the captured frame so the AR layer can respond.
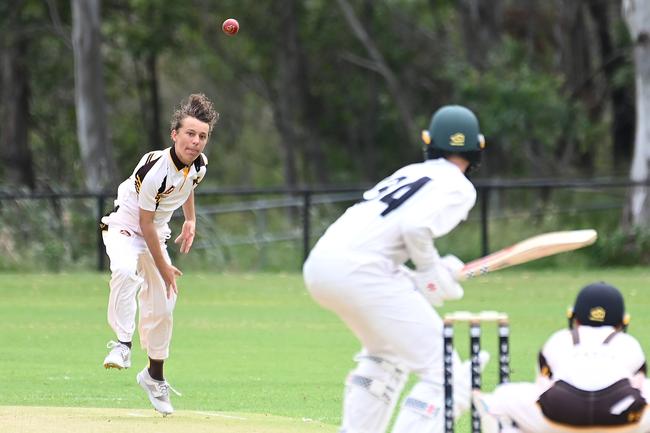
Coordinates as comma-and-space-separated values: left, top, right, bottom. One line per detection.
541, 326, 646, 391
311, 158, 476, 273
101, 146, 207, 239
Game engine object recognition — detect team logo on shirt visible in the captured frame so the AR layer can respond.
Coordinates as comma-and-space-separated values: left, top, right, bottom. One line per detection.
154, 186, 176, 207
589, 307, 606, 322
449, 133, 465, 146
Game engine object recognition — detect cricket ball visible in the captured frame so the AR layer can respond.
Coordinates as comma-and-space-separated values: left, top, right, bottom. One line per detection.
222, 18, 239, 36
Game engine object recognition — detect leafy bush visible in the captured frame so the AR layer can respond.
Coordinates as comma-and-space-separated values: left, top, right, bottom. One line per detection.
591, 226, 650, 266
2, 185, 650, 272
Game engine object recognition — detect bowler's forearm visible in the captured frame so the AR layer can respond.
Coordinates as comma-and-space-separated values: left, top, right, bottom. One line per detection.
182, 191, 196, 222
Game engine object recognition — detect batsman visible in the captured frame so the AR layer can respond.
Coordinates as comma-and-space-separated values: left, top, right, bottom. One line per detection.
303, 105, 489, 433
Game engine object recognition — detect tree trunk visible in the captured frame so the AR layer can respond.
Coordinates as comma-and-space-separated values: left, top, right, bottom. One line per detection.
623, 0, 650, 227
0, 25, 35, 190
71, 0, 117, 192
587, 0, 634, 171
271, 0, 300, 188
554, 0, 598, 173
146, 53, 163, 150
336, 0, 418, 147
457, 0, 502, 69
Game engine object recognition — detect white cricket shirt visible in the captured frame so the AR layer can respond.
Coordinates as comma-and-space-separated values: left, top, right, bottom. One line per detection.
101, 146, 207, 238
311, 158, 476, 273
541, 326, 646, 391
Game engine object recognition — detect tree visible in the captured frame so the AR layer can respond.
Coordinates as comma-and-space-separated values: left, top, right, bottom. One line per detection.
623, 0, 650, 227
586, 0, 635, 171
336, 0, 418, 148
71, 0, 117, 191
103, 0, 191, 153
457, 0, 502, 69
0, 0, 35, 190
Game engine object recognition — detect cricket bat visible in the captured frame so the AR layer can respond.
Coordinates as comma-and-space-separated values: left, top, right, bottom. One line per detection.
457, 229, 598, 281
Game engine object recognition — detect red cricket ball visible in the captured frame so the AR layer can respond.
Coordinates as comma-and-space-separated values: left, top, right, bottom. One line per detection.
222, 18, 239, 36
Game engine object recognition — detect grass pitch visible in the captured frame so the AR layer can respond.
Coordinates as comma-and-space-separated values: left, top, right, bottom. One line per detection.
0, 269, 649, 432
0, 406, 333, 433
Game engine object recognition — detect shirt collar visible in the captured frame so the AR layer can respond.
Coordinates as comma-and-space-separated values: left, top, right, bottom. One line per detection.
170, 146, 189, 171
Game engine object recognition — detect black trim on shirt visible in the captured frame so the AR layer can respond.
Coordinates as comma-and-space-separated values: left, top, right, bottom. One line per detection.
538, 352, 552, 378
170, 146, 188, 171
193, 154, 206, 172
154, 176, 167, 210
134, 155, 162, 194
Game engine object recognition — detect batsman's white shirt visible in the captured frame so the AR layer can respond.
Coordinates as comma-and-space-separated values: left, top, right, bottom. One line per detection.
304, 158, 475, 370
102, 146, 207, 237
310, 158, 476, 274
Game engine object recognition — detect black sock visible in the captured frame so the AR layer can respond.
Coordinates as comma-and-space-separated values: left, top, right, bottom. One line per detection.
148, 358, 164, 381
119, 340, 132, 349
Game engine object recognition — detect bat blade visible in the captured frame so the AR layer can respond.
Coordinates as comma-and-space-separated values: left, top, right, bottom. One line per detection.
457, 229, 597, 281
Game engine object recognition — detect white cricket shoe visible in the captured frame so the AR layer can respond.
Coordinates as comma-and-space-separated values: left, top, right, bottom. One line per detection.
136, 367, 181, 416
103, 341, 131, 369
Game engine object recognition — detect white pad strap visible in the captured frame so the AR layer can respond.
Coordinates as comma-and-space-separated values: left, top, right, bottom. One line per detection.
346, 356, 407, 401
347, 374, 390, 402
342, 355, 408, 433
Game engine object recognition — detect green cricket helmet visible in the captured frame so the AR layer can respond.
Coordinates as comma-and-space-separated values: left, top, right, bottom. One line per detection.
421, 105, 486, 171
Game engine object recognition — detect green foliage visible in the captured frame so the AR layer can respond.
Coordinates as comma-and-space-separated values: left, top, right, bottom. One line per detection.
592, 226, 650, 266
1, 0, 635, 188
0, 198, 99, 272
451, 37, 597, 176
1, 185, 649, 272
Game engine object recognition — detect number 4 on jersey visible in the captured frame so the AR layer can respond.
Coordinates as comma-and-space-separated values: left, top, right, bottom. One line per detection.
363, 176, 431, 216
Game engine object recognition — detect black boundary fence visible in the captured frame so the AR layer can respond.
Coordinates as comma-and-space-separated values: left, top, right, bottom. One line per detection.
0, 178, 648, 271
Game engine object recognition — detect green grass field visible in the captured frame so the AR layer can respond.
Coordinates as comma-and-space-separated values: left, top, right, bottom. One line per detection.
1, 269, 649, 432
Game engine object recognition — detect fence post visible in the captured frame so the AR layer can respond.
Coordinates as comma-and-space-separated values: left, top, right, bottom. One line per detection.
302, 190, 312, 264
480, 187, 489, 256
97, 194, 105, 271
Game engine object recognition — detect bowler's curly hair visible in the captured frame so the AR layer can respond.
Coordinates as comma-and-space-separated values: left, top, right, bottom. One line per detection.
170, 93, 219, 134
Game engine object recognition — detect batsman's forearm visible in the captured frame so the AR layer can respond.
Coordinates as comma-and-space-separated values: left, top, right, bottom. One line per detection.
401, 224, 440, 271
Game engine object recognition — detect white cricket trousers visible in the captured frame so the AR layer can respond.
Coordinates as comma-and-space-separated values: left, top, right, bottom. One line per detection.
303, 251, 471, 433
484, 381, 650, 433
103, 226, 177, 360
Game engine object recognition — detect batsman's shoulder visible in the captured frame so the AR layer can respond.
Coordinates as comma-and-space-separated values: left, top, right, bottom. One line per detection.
447, 174, 476, 203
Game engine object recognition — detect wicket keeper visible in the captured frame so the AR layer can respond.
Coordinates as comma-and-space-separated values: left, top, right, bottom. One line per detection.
474, 282, 650, 433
